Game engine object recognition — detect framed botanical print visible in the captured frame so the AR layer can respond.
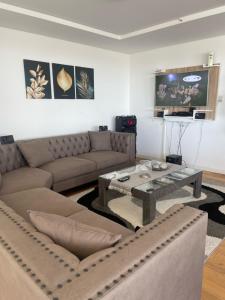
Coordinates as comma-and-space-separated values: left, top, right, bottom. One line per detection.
23, 59, 52, 99
75, 66, 94, 99
52, 63, 75, 99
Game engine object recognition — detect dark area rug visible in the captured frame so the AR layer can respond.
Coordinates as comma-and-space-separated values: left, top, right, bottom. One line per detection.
186, 185, 225, 238
78, 185, 225, 239
77, 187, 129, 228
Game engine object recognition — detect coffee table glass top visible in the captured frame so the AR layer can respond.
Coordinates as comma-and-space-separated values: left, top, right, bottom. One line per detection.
135, 167, 201, 193
100, 165, 143, 180
100, 162, 200, 193
100, 163, 181, 179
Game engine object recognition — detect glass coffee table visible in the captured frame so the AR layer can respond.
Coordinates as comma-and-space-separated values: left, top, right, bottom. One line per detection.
98, 163, 202, 225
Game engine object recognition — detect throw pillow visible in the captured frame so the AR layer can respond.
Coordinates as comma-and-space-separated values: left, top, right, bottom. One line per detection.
28, 210, 121, 259
89, 131, 112, 152
18, 140, 54, 168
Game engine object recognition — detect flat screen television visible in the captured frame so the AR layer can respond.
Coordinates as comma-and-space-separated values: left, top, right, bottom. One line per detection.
155, 70, 209, 107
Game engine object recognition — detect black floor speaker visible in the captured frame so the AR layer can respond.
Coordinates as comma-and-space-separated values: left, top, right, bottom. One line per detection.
115, 115, 137, 154
115, 115, 137, 134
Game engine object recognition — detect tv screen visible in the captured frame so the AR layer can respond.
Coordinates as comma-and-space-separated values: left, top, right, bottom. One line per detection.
155, 70, 209, 107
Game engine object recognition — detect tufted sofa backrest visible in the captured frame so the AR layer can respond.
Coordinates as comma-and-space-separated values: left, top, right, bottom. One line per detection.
0, 133, 91, 174
110, 132, 131, 153
0, 143, 26, 174
47, 133, 91, 159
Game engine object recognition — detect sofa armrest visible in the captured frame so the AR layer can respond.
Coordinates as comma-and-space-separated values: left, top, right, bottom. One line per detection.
110, 132, 136, 161
55, 205, 208, 300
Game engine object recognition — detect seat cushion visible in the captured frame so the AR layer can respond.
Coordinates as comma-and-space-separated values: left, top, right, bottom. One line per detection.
0, 167, 52, 195
40, 157, 96, 183
1, 187, 86, 222
78, 151, 129, 170
69, 209, 133, 239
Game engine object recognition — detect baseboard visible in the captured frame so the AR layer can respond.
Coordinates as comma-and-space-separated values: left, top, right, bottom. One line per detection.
189, 164, 225, 176
137, 154, 165, 161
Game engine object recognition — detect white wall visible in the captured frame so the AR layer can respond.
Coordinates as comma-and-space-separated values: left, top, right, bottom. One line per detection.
0, 27, 129, 139
130, 36, 225, 173
1, 27, 225, 173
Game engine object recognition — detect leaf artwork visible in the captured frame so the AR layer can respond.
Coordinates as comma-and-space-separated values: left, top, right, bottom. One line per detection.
77, 71, 92, 99
26, 64, 49, 99
57, 68, 73, 92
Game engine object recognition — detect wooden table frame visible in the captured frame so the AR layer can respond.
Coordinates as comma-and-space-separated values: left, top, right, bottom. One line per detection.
99, 170, 203, 226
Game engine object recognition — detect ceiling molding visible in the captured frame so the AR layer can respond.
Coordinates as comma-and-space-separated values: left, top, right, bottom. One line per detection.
1, 2, 225, 41
122, 6, 225, 39
0, 2, 120, 39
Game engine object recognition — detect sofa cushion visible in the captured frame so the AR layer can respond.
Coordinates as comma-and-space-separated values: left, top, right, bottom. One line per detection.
78, 151, 129, 170
1, 187, 86, 222
18, 140, 54, 167
69, 209, 133, 239
40, 157, 96, 183
89, 131, 112, 152
0, 167, 52, 195
0, 143, 26, 174
28, 210, 122, 259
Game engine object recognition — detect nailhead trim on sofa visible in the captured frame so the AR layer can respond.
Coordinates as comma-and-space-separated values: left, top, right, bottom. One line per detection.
48, 206, 206, 300
0, 206, 78, 299
53, 206, 186, 287
0, 203, 207, 300
83, 210, 206, 300
0, 236, 55, 297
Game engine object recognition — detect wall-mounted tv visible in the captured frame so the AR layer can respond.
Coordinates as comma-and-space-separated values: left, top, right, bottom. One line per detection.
155, 70, 209, 107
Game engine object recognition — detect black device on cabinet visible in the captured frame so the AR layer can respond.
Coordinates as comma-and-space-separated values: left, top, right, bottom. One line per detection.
195, 112, 206, 119
115, 115, 137, 154
115, 115, 137, 134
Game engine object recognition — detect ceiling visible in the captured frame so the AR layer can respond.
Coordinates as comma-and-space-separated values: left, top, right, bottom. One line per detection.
0, 0, 225, 53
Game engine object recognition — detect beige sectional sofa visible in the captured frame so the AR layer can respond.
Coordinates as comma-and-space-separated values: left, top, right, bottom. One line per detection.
0, 131, 135, 195
0, 131, 208, 300
0, 191, 207, 300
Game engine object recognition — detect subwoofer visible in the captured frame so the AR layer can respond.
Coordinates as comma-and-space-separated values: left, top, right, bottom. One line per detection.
115, 115, 137, 134
115, 115, 137, 154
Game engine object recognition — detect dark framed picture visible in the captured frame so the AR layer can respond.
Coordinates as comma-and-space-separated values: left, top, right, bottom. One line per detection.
52, 63, 75, 99
23, 59, 52, 99
75, 66, 94, 99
